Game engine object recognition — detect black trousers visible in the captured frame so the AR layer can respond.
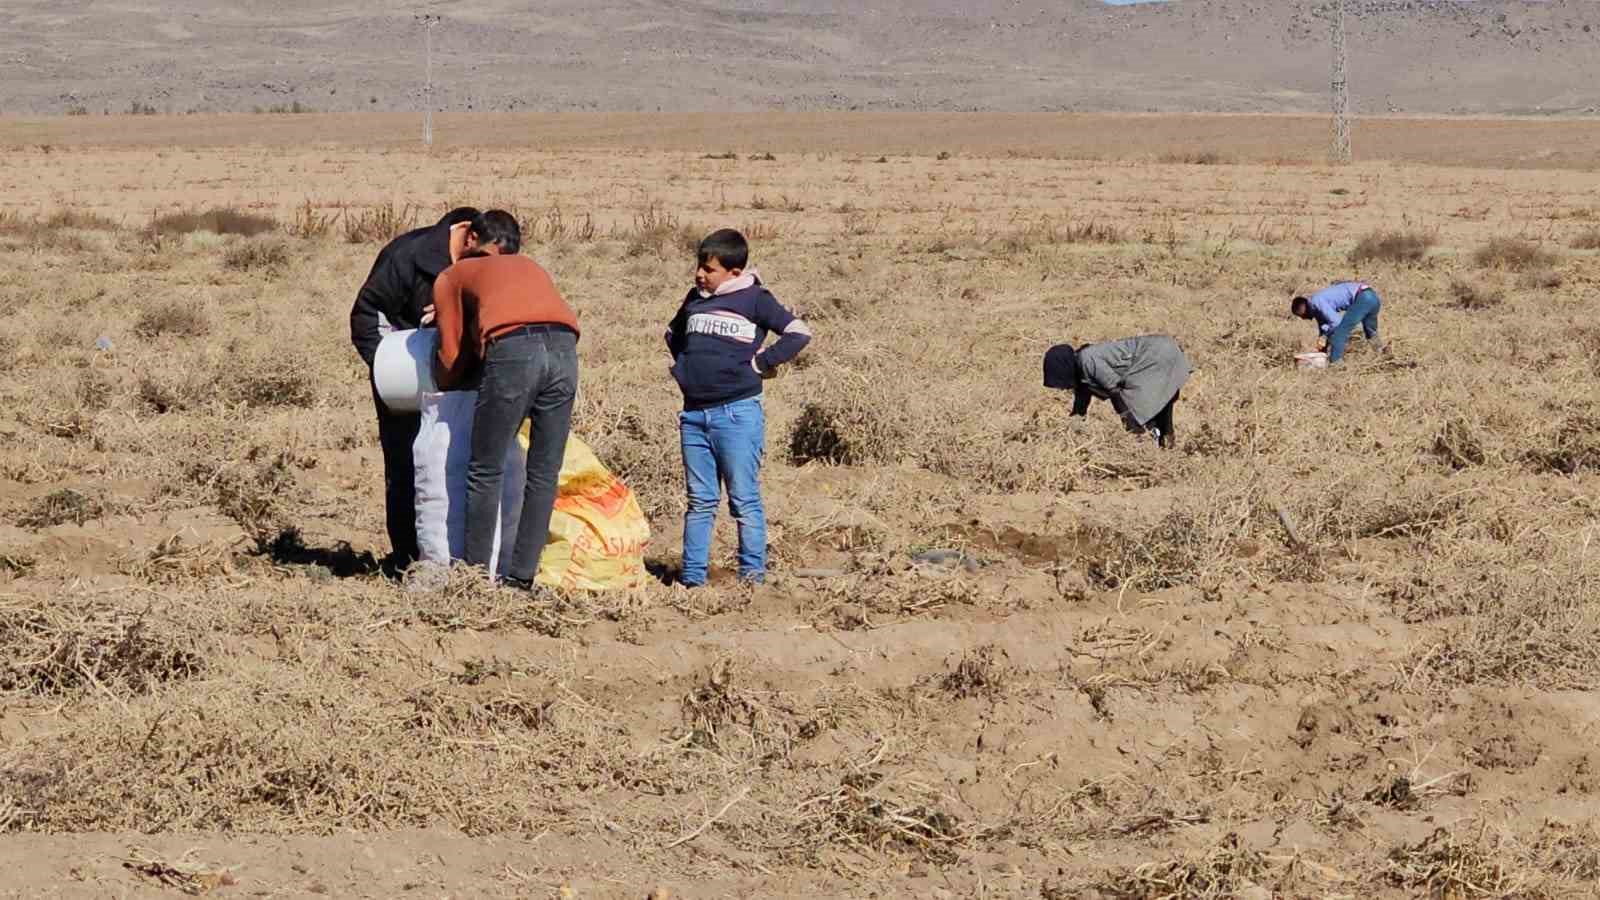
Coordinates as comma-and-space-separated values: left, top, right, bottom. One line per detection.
463, 329, 579, 582
1148, 390, 1179, 449
372, 382, 421, 565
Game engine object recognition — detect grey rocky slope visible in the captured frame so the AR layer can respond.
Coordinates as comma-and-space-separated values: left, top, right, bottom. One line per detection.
2, 0, 1596, 116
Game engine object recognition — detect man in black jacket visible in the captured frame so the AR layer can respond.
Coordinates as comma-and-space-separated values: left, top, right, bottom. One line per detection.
350, 206, 481, 571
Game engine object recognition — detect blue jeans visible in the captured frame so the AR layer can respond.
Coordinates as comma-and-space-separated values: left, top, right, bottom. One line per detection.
1327, 288, 1381, 363
679, 397, 766, 586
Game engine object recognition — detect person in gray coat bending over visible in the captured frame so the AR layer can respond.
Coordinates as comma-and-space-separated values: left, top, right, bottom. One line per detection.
1043, 335, 1191, 450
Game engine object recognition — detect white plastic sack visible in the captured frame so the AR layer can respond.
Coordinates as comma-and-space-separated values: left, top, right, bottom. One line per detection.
413, 391, 526, 577
374, 328, 439, 414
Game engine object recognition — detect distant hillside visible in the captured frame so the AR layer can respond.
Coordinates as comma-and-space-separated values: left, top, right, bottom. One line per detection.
1, 1, 1596, 116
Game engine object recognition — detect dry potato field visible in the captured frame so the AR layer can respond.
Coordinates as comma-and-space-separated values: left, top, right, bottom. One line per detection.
2, 115, 1600, 898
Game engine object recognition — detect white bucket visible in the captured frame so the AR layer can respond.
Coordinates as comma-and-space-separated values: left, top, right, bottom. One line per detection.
1294, 351, 1329, 370
374, 328, 439, 413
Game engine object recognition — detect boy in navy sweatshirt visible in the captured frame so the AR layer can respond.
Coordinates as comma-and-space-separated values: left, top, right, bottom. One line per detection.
666, 229, 813, 586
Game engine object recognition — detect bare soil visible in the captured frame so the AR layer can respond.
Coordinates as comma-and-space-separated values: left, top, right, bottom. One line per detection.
9, 111, 1600, 170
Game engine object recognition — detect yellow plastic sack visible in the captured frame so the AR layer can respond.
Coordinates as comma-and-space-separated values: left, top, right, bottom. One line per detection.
522, 430, 651, 591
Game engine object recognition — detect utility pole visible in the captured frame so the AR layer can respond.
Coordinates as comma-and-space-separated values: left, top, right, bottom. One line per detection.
417, 14, 440, 147
1331, 0, 1351, 163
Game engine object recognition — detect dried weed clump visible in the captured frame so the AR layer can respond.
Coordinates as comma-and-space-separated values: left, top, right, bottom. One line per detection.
1474, 236, 1559, 271
568, 394, 681, 516
41, 209, 122, 231
1349, 229, 1434, 265
1413, 549, 1600, 689
149, 207, 278, 237
135, 371, 207, 414
1379, 821, 1594, 898
0, 595, 203, 697
1524, 408, 1600, 475
285, 199, 338, 239
992, 218, 1125, 252
1074, 833, 1276, 899
0, 551, 37, 578
0, 686, 441, 832
1082, 503, 1250, 592
222, 235, 291, 273
1449, 277, 1504, 311
401, 684, 551, 740
678, 658, 804, 764
813, 574, 988, 630
1571, 228, 1600, 250
937, 644, 1010, 699
133, 301, 210, 339
622, 201, 700, 258
795, 773, 974, 864
1431, 415, 1493, 469
121, 533, 246, 586
0, 670, 658, 835
1518, 267, 1564, 290
0, 208, 121, 236
342, 202, 418, 244
400, 564, 603, 637
122, 848, 237, 895
15, 489, 116, 529
180, 452, 298, 545
225, 353, 320, 409
523, 206, 598, 245
787, 376, 914, 466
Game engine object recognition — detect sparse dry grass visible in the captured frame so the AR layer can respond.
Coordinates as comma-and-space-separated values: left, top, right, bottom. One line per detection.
1158, 150, 1233, 166
0, 208, 122, 236
0, 133, 1598, 895
1474, 236, 1559, 271
41, 209, 121, 231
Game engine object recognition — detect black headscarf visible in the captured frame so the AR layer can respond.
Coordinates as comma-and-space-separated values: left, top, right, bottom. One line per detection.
1043, 344, 1079, 390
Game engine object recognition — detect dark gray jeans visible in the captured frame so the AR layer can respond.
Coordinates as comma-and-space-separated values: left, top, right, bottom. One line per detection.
464, 328, 578, 581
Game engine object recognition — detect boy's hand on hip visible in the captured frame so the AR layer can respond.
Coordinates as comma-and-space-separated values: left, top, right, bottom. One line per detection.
753, 358, 777, 380
420, 304, 436, 326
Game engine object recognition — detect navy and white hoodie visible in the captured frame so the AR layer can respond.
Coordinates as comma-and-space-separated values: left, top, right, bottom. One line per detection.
665, 273, 812, 411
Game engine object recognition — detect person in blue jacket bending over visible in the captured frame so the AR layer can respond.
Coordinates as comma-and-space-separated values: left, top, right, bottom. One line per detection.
1291, 281, 1386, 363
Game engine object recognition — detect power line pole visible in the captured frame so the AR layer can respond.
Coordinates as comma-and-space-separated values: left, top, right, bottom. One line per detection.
417, 14, 440, 147
1331, 0, 1351, 163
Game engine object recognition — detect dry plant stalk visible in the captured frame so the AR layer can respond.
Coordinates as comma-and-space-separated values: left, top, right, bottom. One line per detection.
120, 533, 250, 586
122, 847, 237, 895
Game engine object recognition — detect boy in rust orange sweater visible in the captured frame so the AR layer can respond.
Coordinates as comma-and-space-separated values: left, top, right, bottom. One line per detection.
432, 211, 580, 588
